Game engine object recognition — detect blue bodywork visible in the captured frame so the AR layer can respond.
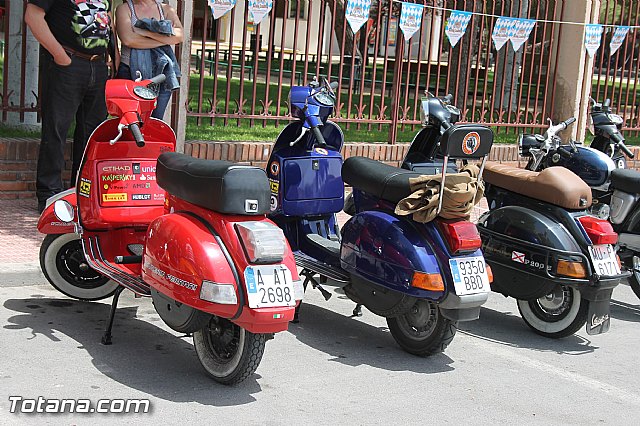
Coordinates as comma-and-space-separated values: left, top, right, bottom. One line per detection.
553, 145, 614, 188
267, 82, 487, 316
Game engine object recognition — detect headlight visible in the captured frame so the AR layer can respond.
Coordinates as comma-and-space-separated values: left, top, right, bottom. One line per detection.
609, 114, 624, 125
314, 92, 335, 106
53, 200, 75, 222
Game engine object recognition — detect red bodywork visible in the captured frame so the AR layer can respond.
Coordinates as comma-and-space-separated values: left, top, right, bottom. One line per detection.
144, 196, 299, 333
37, 78, 297, 334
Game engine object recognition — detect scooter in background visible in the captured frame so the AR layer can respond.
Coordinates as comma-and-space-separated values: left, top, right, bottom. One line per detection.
37, 75, 302, 384
267, 80, 493, 356
588, 98, 633, 169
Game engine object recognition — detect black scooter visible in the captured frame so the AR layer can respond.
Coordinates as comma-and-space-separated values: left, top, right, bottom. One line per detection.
519, 108, 640, 299
588, 98, 634, 169
401, 98, 627, 338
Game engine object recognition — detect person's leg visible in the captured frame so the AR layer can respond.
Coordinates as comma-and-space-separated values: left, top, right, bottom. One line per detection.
36, 53, 86, 209
151, 88, 172, 120
115, 63, 132, 80
73, 60, 109, 184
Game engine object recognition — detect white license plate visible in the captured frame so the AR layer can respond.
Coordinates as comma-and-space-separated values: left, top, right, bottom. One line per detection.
588, 244, 621, 276
244, 265, 297, 308
449, 256, 491, 296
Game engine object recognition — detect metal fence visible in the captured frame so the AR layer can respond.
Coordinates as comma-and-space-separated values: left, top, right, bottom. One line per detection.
4, 1, 640, 143
186, 0, 565, 142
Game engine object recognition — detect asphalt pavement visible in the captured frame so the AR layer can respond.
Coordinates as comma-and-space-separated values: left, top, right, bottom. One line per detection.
1, 199, 640, 424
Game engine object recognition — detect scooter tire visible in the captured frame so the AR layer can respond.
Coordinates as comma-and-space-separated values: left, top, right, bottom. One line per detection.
517, 286, 589, 339
628, 256, 640, 299
40, 234, 118, 301
386, 300, 458, 356
193, 316, 267, 385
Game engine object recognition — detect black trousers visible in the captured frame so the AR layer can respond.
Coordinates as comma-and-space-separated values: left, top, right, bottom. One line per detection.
36, 51, 108, 203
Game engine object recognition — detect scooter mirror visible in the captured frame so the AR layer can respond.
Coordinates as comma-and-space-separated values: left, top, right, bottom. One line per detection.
53, 200, 75, 223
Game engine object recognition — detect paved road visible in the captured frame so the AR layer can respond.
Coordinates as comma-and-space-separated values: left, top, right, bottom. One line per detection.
1, 275, 640, 425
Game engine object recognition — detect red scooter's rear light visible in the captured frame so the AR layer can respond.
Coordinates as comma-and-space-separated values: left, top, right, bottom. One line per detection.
236, 221, 287, 263
435, 219, 482, 254
578, 216, 618, 245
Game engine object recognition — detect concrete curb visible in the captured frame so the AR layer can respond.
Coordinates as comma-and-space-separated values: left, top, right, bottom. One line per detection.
0, 262, 44, 287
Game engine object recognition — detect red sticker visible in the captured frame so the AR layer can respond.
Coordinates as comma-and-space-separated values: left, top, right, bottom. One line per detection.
269, 161, 280, 175
461, 131, 481, 155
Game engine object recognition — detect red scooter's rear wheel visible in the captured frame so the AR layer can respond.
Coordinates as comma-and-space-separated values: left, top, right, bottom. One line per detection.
39, 234, 118, 301
193, 316, 267, 385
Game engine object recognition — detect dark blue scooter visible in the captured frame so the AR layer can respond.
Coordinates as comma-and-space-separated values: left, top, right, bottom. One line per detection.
266, 79, 494, 356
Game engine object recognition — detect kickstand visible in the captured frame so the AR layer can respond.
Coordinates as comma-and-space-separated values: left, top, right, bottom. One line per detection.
351, 304, 363, 317
301, 270, 332, 301
101, 286, 125, 345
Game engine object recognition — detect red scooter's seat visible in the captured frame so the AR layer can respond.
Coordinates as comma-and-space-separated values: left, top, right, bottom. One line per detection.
156, 152, 271, 215
342, 156, 422, 203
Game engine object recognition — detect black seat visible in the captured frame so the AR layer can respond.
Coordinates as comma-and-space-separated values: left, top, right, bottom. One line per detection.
342, 156, 423, 204
157, 152, 270, 215
611, 168, 640, 195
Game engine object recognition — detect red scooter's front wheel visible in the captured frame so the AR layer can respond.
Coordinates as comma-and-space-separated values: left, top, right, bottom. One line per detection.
193, 316, 267, 385
39, 234, 118, 301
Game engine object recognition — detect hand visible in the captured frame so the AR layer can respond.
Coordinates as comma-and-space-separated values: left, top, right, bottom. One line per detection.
54, 53, 72, 66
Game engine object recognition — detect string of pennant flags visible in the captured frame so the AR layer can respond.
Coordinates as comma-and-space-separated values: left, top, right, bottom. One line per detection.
205, 0, 637, 57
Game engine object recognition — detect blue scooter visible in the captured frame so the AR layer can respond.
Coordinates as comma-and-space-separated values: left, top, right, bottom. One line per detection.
266, 79, 494, 356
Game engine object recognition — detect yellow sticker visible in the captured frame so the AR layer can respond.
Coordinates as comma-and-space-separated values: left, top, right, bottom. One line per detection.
79, 178, 91, 198
269, 180, 279, 193
102, 193, 128, 203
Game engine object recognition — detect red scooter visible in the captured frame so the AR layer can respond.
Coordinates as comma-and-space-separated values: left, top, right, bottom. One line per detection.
37, 75, 302, 385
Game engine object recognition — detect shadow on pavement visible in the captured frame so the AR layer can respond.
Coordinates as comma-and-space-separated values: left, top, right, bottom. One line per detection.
3, 297, 261, 405
289, 302, 455, 374
610, 299, 640, 323
458, 306, 597, 355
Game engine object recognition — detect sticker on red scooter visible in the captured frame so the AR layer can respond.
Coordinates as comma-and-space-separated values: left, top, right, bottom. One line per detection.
511, 251, 526, 263
79, 178, 91, 198
462, 131, 481, 155
98, 160, 162, 207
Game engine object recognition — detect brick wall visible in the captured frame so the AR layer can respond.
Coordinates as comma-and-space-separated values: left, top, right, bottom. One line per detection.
2, 138, 640, 199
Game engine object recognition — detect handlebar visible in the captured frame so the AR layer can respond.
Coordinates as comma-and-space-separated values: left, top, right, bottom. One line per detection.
311, 126, 326, 148
129, 123, 145, 147
557, 146, 573, 159
619, 141, 634, 159
148, 74, 166, 85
